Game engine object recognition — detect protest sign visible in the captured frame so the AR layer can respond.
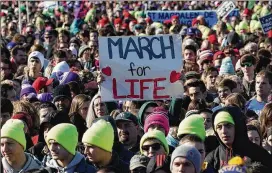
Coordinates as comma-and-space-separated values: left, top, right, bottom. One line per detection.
146, 9, 239, 28
228, 9, 240, 18
216, 1, 236, 19
99, 35, 184, 102
259, 13, 272, 33
146, 11, 217, 27
44, 1, 58, 10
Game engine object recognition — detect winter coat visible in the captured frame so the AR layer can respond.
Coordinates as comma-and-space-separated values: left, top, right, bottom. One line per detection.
168, 98, 185, 126
205, 106, 272, 171
2, 152, 42, 173
88, 151, 129, 173
45, 152, 96, 173
70, 112, 87, 142
26, 133, 34, 150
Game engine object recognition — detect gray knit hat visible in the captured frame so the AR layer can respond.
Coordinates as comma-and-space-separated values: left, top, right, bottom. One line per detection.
130, 154, 150, 170
170, 145, 201, 173
78, 45, 91, 57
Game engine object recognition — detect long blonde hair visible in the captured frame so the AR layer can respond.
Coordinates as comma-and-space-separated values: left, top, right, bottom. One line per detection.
85, 93, 108, 128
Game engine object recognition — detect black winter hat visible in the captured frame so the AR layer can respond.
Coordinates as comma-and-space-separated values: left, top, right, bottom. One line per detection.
52, 84, 71, 103
227, 31, 240, 45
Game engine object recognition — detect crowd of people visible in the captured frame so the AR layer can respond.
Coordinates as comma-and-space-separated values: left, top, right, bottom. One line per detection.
1, 1, 272, 173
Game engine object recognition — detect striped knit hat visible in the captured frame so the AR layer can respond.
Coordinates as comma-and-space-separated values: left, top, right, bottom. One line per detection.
144, 107, 170, 136
197, 50, 213, 65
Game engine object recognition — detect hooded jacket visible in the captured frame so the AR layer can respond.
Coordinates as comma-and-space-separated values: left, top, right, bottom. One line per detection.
46, 152, 96, 173
87, 151, 129, 173
205, 106, 272, 171
2, 152, 42, 173
28, 111, 71, 161
138, 101, 158, 128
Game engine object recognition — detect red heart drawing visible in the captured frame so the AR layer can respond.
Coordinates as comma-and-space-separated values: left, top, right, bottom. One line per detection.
102, 66, 112, 76
170, 71, 181, 83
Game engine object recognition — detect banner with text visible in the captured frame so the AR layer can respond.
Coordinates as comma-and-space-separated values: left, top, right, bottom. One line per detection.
216, 1, 236, 19
44, 1, 58, 10
146, 9, 240, 27
99, 35, 184, 102
259, 13, 272, 33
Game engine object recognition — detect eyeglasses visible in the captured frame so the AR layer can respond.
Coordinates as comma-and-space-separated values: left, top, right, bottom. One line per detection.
45, 36, 52, 39
142, 143, 161, 151
241, 62, 253, 67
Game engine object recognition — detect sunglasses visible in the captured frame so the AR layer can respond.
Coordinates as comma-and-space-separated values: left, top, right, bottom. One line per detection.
142, 143, 161, 151
241, 62, 253, 67
45, 36, 52, 39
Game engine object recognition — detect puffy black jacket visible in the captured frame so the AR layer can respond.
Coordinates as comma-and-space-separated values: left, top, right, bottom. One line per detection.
205, 106, 272, 171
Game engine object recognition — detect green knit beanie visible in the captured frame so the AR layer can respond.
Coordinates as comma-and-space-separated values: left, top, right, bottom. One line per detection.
251, 13, 258, 20
254, 21, 262, 31
253, 5, 262, 13
260, 6, 270, 17
214, 111, 235, 128
46, 123, 78, 155
140, 130, 169, 155
177, 115, 206, 141
1, 119, 26, 150
78, 45, 91, 58
239, 21, 249, 31
250, 20, 257, 32
82, 119, 114, 152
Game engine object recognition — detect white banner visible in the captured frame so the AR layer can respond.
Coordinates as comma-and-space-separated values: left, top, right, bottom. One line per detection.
216, 1, 236, 19
99, 35, 184, 102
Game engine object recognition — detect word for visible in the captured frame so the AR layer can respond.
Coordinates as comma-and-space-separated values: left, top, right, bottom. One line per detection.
112, 78, 170, 99
128, 62, 151, 76
107, 36, 175, 60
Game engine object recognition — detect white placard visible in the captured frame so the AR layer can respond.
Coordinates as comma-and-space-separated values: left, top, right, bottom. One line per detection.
99, 35, 184, 102
216, 1, 236, 19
